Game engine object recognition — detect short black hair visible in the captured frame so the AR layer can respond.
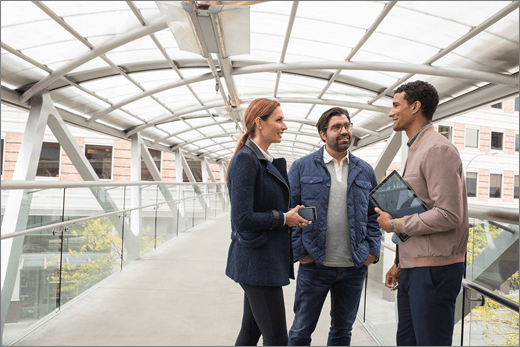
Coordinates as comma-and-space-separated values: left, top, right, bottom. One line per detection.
394, 81, 439, 121
316, 107, 351, 142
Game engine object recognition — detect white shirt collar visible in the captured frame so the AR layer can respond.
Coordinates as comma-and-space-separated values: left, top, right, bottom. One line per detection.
323, 146, 349, 166
250, 139, 274, 162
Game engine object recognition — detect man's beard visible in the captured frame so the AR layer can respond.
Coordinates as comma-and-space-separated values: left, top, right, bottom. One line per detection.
328, 134, 351, 152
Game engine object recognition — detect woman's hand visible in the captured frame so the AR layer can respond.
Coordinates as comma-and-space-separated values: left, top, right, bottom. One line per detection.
285, 205, 312, 228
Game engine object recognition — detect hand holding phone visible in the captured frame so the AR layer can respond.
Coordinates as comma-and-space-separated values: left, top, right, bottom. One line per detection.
298, 206, 317, 221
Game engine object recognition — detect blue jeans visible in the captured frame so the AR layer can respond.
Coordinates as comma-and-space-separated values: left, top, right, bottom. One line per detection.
288, 262, 368, 346
397, 263, 464, 346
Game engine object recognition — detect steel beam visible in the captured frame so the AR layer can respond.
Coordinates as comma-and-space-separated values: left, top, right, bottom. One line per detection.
21, 17, 168, 103
0, 92, 51, 341
373, 131, 401, 182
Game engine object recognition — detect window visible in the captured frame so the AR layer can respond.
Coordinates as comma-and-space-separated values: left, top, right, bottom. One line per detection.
515, 97, 519, 112
183, 159, 202, 182
489, 174, 502, 198
465, 128, 479, 148
438, 125, 452, 142
491, 132, 503, 150
141, 149, 162, 181
36, 142, 60, 177
490, 102, 502, 109
85, 144, 113, 179
466, 172, 477, 198
515, 134, 519, 152
515, 175, 519, 200
0, 138, 4, 176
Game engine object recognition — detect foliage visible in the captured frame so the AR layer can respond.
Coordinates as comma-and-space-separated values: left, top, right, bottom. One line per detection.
473, 295, 519, 346
467, 221, 519, 346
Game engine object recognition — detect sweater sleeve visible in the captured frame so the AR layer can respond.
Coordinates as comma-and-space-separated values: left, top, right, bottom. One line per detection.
393, 144, 466, 236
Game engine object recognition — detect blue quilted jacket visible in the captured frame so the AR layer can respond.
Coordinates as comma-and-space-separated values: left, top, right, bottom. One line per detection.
225, 139, 294, 287
289, 146, 381, 268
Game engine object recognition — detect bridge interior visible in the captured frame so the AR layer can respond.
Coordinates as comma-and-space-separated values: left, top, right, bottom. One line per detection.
1, 1, 519, 346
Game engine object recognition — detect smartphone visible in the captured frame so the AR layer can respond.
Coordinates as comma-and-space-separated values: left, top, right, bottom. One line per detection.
298, 206, 317, 221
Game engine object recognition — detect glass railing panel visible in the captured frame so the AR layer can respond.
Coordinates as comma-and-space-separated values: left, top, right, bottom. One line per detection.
363, 250, 398, 346
2, 229, 60, 345
23, 188, 64, 231
154, 184, 179, 248
139, 185, 159, 257
58, 215, 123, 306
62, 186, 126, 224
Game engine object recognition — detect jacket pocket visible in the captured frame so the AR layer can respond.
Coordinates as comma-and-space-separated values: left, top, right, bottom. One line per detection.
301, 177, 324, 184
234, 231, 268, 249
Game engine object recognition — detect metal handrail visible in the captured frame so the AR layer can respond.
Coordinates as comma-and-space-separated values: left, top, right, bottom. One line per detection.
468, 203, 519, 225
462, 278, 519, 312
0, 191, 227, 240
1, 180, 226, 190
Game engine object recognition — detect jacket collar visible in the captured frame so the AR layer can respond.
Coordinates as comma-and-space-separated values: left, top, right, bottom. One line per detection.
409, 125, 435, 149
245, 138, 288, 186
313, 145, 363, 184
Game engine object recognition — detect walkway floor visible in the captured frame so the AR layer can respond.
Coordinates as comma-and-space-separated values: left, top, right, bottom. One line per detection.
13, 213, 377, 346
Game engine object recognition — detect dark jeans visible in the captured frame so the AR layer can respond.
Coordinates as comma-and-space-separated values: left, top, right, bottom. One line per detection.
397, 263, 465, 346
236, 283, 288, 346
288, 262, 368, 346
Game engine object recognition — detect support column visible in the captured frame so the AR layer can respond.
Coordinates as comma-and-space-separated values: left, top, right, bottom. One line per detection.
129, 134, 143, 262
139, 138, 179, 232
175, 149, 186, 230
1, 93, 51, 340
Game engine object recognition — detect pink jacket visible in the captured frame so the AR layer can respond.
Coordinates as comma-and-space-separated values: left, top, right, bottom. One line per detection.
394, 126, 469, 268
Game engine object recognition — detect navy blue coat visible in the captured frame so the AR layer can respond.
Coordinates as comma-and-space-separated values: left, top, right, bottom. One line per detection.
289, 146, 381, 268
225, 139, 294, 287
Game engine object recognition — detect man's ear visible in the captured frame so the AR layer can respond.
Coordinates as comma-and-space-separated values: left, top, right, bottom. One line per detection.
412, 100, 422, 115
319, 131, 326, 142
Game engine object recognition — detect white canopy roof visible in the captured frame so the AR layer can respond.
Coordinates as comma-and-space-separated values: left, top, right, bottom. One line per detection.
2, 1, 518, 163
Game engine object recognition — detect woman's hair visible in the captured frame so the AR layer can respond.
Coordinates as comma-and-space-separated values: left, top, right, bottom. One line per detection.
227, 98, 280, 182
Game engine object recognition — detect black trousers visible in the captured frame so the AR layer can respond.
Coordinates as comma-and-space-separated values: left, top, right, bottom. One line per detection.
396, 263, 465, 346
236, 283, 288, 346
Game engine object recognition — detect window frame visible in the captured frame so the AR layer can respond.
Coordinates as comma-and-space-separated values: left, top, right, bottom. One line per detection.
490, 102, 503, 110
490, 131, 504, 151
465, 127, 480, 149
1, 137, 4, 178
514, 174, 519, 200
141, 148, 163, 181
438, 125, 453, 142
465, 171, 478, 199
84, 143, 114, 181
35, 141, 61, 180
489, 173, 503, 199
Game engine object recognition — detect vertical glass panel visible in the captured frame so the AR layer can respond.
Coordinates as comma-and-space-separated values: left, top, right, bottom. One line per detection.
363, 254, 397, 346
491, 132, 504, 150
59, 216, 122, 306
154, 184, 178, 248
3, 230, 60, 345
1, 138, 4, 176
140, 185, 158, 256
25, 189, 64, 230
63, 187, 125, 222
514, 175, 519, 200
36, 142, 60, 177
465, 219, 519, 346
489, 174, 502, 198
438, 125, 452, 142
466, 129, 479, 148
466, 172, 478, 198
85, 145, 113, 180
515, 97, 519, 112
515, 134, 519, 152
141, 149, 162, 181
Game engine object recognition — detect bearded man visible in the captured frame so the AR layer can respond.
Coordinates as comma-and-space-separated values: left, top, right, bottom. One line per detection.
287, 107, 381, 346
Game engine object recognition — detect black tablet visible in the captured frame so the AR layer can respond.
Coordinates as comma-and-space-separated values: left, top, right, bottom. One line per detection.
369, 170, 429, 242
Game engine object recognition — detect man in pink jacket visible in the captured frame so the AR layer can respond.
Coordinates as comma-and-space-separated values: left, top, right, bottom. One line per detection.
375, 80, 469, 346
